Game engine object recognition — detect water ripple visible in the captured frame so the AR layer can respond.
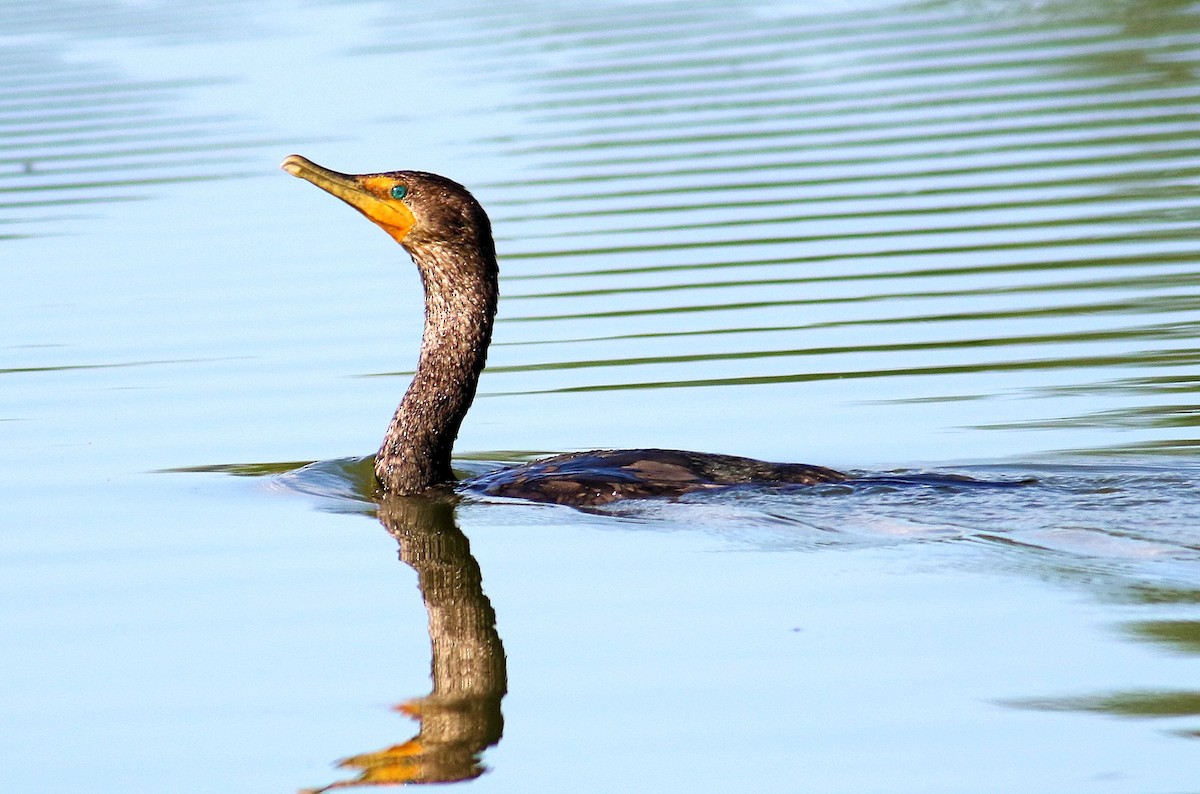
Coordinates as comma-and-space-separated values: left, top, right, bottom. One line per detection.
348, 1, 1200, 457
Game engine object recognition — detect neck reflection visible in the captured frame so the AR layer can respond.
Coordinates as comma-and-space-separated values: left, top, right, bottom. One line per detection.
307, 496, 507, 791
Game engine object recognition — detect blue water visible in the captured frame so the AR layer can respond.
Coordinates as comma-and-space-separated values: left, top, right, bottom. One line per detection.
3, 1, 1200, 791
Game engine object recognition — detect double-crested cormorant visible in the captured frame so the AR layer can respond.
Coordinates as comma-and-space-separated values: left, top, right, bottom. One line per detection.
282, 155, 846, 505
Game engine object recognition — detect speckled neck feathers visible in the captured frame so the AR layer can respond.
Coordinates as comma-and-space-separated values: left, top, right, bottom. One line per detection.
375, 179, 498, 494
280, 158, 850, 504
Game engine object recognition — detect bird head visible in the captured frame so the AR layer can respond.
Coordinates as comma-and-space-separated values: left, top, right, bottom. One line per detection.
281, 155, 492, 256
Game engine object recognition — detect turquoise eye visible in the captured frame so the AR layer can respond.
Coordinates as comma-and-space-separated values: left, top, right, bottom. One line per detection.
390, 184, 408, 200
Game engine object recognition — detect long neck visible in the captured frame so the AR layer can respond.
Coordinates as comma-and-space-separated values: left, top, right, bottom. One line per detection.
376, 240, 497, 494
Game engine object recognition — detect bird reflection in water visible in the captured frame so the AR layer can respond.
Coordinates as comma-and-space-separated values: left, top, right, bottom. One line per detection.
304, 496, 506, 791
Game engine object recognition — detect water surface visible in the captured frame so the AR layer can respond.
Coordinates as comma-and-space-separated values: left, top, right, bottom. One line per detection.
2, 1, 1200, 791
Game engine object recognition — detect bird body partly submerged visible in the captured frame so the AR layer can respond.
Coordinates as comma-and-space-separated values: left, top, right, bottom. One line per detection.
282, 155, 846, 505
467, 448, 846, 506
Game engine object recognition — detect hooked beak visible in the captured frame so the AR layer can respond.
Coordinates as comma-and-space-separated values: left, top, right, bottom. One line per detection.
281, 154, 416, 243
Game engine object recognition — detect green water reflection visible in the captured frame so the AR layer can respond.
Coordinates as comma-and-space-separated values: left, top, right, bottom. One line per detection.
1002, 614, 1200, 736
1126, 619, 1200, 654
455, 0, 1200, 458
4, 0, 1200, 792
1009, 690, 1200, 723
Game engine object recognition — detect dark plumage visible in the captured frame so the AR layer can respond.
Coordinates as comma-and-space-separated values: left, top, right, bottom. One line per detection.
282, 155, 847, 505
470, 448, 844, 506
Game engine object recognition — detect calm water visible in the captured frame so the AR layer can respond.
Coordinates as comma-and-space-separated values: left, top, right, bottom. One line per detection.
3, 0, 1200, 791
